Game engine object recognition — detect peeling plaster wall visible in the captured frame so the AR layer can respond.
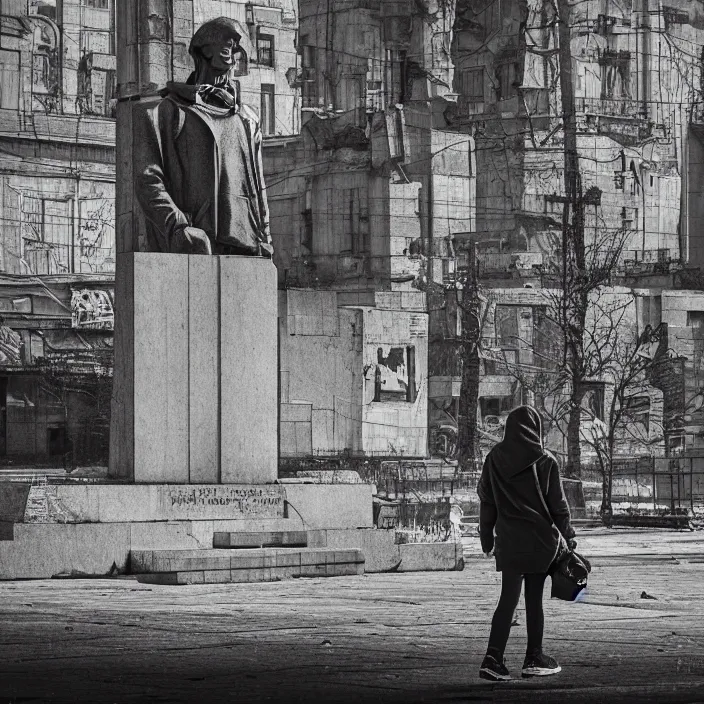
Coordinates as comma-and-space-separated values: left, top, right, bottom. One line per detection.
361, 307, 428, 457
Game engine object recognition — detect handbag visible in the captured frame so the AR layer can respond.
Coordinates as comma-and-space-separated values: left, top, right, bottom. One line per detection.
532, 465, 591, 601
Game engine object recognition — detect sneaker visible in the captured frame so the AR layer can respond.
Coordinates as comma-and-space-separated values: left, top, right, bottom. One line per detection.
522, 652, 562, 677
479, 654, 511, 681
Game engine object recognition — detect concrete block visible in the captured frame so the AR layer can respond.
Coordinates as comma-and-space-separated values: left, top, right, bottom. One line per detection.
188, 255, 220, 484
274, 551, 301, 568
212, 530, 308, 549
110, 254, 279, 485
230, 550, 276, 570
203, 569, 233, 584
0, 484, 30, 522
0, 523, 131, 580
283, 484, 374, 529
220, 257, 278, 483
397, 542, 464, 572
133, 253, 190, 483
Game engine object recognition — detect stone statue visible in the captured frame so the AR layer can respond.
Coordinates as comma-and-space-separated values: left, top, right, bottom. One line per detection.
134, 17, 272, 257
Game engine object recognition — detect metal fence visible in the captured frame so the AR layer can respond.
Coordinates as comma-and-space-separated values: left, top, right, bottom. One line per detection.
608, 456, 704, 512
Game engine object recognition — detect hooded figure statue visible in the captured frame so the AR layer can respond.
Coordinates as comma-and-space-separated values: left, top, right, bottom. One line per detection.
477, 405, 575, 574
133, 17, 272, 257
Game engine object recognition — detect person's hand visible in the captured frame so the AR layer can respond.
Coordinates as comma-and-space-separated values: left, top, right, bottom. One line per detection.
567, 538, 577, 551
172, 226, 212, 255
483, 548, 495, 558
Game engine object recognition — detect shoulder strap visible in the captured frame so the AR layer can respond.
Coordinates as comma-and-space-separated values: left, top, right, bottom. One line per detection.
532, 461, 564, 539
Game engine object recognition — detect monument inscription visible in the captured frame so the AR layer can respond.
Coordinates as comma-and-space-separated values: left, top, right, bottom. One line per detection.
166, 485, 285, 517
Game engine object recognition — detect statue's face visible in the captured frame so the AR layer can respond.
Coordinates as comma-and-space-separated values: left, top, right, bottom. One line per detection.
201, 35, 239, 75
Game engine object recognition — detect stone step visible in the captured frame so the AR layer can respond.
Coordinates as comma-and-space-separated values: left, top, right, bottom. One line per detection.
130, 547, 364, 576
134, 560, 363, 585
212, 530, 308, 549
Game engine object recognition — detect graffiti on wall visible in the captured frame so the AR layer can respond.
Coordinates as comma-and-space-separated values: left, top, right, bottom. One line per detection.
71, 289, 114, 330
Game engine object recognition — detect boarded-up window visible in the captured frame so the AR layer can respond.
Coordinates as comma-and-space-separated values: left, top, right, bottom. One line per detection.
461, 68, 483, 101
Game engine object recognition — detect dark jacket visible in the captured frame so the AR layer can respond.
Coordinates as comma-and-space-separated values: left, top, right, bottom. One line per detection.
477, 406, 575, 574
133, 83, 271, 255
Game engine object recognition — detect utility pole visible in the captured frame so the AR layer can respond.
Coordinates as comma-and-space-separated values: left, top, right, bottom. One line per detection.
457, 239, 481, 472
556, 0, 587, 478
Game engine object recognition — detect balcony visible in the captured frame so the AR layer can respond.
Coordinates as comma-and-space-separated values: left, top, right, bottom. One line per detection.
577, 97, 644, 119
621, 249, 672, 275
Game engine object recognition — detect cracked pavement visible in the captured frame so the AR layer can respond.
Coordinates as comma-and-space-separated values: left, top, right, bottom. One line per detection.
0, 528, 702, 703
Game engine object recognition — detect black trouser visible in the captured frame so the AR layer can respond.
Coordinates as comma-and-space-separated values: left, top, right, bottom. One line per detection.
487, 571, 547, 658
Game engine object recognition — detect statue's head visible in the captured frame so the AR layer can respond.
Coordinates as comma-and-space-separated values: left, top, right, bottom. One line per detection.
189, 17, 249, 81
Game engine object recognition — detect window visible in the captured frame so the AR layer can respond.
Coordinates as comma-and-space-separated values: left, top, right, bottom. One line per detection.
582, 382, 605, 421
21, 196, 73, 274
301, 42, 319, 108
687, 311, 704, 328
461, 68, 484, 102
495, 61, 518, 100
260, 84, 275, 136
373, 346, 416, 403
495, 306, 519, 349
301, 180, 313, 252
599, 50, 631, 100
623, 396, 650, 432
257, 33, 275, 67
34, 0, 58, 20
0, 50, 20, 110
84, 0, 110, 7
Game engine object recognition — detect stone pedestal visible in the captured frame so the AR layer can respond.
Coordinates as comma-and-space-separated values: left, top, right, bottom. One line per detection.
109, 252, 278, 483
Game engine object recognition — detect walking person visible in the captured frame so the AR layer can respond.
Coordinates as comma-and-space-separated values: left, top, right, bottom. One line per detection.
477, 405, 576, 681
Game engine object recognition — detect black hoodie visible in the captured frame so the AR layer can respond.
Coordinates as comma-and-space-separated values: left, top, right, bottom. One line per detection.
477, 406, 575, 574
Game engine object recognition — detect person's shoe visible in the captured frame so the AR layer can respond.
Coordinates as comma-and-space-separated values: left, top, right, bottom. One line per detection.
521, 652, 562, 677
479, 653, 511, 681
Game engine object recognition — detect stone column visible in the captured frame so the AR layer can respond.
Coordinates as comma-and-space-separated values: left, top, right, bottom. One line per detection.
110, 1, 278, 484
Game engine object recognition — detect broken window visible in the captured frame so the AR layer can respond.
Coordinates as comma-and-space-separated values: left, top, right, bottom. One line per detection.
21, 196, 72, 274
373, 346, 417, 403
623, 395, 650, 432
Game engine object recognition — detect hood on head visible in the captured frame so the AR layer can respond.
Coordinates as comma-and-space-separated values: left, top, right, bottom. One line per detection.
503, 405, 543, 448
490, 405, 545, 477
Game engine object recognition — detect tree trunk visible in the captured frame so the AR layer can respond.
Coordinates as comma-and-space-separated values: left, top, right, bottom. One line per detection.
565, 380, 586, 477
600, 466, 613, 526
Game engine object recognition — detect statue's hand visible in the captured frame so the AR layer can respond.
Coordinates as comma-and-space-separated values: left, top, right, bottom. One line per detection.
172, 226, 212, 255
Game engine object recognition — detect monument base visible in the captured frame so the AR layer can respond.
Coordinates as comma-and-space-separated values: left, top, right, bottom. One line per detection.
109, 253, 278, 484
0, 481, 463, 580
